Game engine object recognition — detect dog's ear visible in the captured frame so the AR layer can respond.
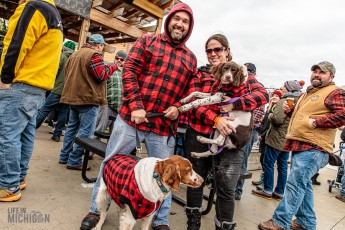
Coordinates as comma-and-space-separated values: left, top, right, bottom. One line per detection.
233, 65, 247, 87
161, 161, 181, 191
211, 63, 224, 81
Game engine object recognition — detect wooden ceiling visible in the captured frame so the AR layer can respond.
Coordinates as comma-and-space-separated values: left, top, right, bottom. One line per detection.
0, 0, 181, 45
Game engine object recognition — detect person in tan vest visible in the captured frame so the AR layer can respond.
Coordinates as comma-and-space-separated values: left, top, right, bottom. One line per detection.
259, 61, 345, 230
58, 34, 117, 170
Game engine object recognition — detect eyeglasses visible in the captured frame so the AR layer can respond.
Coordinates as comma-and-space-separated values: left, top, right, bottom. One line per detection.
115, 57, 124, 61
205, 47, 225, 55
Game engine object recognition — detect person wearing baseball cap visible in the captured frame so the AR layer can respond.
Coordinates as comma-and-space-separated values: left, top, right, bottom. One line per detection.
310, 61, 336, 88
58, 34, 117, 171
244, 62, 256, 74
259, 61, 345, 230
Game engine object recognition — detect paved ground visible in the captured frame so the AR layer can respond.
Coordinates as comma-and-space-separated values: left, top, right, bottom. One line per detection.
1, 126, 345, 230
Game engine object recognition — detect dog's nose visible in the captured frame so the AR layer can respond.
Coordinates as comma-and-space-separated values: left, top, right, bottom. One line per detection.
196, 175, 204, 185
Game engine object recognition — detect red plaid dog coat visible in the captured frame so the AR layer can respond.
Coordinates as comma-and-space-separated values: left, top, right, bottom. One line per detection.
103, 154, 161, 219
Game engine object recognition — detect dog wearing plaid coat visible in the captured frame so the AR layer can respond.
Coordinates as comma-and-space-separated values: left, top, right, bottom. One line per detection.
94, 154, 203, 230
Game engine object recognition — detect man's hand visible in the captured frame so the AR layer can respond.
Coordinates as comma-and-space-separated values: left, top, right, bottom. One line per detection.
131, 109, 148, 124
309, 118, 316, 128
216, 116, 236, 137
163, 106, 179, 120
0, 82, 11, 89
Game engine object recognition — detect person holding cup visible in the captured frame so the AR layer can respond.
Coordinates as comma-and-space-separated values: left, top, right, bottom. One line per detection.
252, 82, 304, 201
259, 61, 345, 230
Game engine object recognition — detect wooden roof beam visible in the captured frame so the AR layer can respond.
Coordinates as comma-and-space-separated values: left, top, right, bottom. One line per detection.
122, 0, 164, 19
90, 8, 144, 39
161, 0, 175, 10
109, 7, 125, 18
92, 0, 103, 8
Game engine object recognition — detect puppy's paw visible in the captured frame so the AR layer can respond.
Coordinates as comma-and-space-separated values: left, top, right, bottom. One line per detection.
178, 106, 188, 113
191, 152, 201, 159
180, 98, 189, 104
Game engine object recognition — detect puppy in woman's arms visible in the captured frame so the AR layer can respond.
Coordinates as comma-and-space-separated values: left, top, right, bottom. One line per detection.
179, 61, 253, 158
93, 154, 203, 230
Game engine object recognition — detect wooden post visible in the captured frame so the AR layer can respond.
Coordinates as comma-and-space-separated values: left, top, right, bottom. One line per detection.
155, 18, 163, 34
78, 19, 90, 49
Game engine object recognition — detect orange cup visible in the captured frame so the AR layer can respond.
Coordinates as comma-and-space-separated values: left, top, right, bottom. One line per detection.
286, 97, 295, 108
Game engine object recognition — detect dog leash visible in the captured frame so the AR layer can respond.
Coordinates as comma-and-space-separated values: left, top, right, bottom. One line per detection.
134, 113, 176, 153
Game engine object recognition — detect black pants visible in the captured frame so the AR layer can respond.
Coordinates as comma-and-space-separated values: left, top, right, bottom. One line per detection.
185, 127, 243, 222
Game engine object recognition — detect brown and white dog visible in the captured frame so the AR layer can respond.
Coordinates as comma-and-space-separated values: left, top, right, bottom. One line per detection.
94, 154, 203, 230
179, 61, 253, 158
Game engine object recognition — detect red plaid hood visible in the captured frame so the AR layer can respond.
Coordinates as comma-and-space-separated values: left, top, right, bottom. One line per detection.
164, 3, 194, 46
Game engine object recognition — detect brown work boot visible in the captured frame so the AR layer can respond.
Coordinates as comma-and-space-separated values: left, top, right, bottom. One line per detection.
335, 194, 345, 203
80, 212, 100, 230
290, 219, 306, 230
272, 193, 283, 202
258, 219, 283, 230
252, 189, 272, 200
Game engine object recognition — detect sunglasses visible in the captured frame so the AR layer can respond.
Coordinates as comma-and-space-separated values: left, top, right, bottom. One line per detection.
205, 47, 225, 55
115, 57, 124, 61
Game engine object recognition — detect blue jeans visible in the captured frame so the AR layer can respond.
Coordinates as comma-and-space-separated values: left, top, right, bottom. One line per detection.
0, 83, 45, 188
89, 116, 175, 227
235, 128, 258, 197
272, 149, 329, 230
36, 92, 69, 138
59, 105, 98, 166
262, 145, 289, 196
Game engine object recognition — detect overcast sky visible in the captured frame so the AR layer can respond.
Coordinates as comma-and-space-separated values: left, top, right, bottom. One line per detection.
179, 0, 345, 89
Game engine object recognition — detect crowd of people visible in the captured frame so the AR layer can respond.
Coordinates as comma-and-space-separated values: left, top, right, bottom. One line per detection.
1, 1, 345, 230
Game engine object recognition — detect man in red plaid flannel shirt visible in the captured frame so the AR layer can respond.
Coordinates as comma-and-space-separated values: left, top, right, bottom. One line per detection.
81, 3, 197, 230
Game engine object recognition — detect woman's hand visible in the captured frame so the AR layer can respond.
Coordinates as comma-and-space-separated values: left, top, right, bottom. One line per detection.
282, 100, 293, 113
270, 97, 280, 105
216, 116, 236, 137
258, 135, 262, 142
219, 96, 234, 113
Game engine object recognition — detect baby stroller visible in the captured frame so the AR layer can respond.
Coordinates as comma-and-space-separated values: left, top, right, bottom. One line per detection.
328, 142, 344, 193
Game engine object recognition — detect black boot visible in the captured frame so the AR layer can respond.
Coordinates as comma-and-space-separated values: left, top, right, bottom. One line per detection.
311, 173, 321, 185
185, 207, 202, 230
215, 216, 236, 230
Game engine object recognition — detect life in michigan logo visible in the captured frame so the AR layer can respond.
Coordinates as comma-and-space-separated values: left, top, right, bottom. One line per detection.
8, 207, 50, 224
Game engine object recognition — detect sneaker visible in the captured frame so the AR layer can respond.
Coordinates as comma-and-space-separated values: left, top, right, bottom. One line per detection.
19, 177, 27, 190
0, 187, 22, 202
62, 130, 65, 136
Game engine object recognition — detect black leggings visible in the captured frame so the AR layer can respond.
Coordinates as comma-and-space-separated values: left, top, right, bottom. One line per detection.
185, 127, 243, 222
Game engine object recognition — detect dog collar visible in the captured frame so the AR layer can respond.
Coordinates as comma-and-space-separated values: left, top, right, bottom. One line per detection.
153, 172, 169, 194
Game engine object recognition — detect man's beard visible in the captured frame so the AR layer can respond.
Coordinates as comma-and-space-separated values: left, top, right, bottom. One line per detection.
169, 27, 185, 43
311, 77, 323, 87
